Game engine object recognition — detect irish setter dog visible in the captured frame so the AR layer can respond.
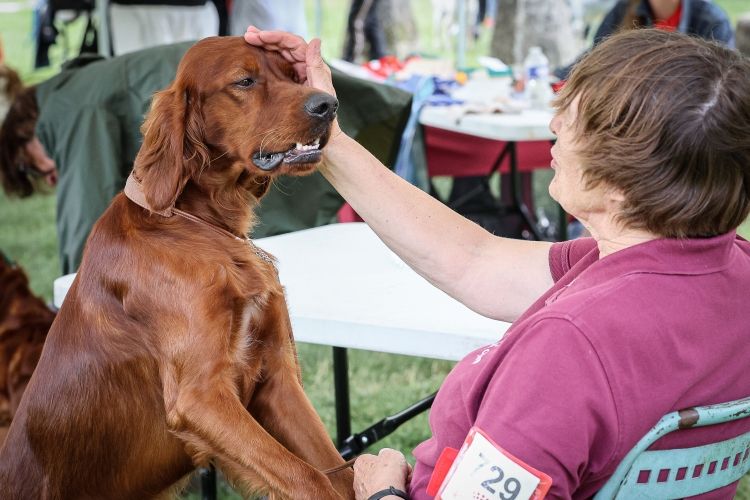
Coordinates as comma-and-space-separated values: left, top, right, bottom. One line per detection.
0, 257, 54, 442
0, 37, 353, 499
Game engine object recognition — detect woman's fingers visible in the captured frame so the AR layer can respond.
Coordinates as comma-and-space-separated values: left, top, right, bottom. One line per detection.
244, 27, 336, 95
244, 27, 310, 83
306, 38, 336, 96
244, 28, 308, 60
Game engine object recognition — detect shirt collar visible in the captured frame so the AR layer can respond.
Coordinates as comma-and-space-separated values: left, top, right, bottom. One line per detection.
579, 231, 739, 286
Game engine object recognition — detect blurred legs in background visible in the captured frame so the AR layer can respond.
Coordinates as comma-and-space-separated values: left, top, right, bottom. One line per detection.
343, 0, 387, 62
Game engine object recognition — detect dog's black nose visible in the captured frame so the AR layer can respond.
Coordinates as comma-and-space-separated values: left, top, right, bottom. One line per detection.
304, 93, 339, 122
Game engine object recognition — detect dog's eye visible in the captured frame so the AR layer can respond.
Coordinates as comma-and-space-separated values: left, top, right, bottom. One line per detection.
235, 78, 256, 88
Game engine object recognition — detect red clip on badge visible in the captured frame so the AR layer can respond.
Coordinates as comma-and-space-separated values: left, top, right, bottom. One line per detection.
426, 447, 459, 496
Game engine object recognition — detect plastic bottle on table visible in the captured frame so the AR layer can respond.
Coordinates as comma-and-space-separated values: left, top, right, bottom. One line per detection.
523, 46, 552, 110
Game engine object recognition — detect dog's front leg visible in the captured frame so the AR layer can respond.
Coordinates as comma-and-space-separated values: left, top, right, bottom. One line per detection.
165, 371, 344, 499
250, 369, 356, 499
248, 294, 355, 500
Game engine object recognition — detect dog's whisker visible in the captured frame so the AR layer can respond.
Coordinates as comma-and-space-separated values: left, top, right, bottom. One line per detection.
272, 181, 292, 197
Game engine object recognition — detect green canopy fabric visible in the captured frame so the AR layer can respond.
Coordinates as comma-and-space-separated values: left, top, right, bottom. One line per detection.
34, 41, 411, 274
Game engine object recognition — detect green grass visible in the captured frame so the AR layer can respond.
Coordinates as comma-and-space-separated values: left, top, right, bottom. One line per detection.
2, 0, 750, 497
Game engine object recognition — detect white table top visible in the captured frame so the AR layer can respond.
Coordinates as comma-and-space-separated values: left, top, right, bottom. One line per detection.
54, 223, 509, 361
419, 105, 556, 143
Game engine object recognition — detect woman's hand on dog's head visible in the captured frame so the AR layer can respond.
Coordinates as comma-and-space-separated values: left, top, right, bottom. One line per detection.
243, 26, 344, 150
243, 26, 336, 98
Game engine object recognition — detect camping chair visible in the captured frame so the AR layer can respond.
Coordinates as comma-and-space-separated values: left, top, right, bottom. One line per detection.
34, 0, 98, 68
595, 396, 750, 499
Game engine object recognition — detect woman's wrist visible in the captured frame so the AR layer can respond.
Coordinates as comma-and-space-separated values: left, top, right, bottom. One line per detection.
325, 120, 347, 149
321, 121, 354, 168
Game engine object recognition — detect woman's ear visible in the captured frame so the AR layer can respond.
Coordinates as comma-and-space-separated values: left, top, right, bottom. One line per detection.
134, 86, 208, 212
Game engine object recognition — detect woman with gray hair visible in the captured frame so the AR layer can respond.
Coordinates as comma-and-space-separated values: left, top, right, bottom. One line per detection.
247, 26, 750, 499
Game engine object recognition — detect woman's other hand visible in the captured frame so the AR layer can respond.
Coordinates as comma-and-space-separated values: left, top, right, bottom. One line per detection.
353, 448, 411, 500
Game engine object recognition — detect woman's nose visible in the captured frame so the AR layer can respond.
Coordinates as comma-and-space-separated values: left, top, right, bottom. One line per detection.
549, 114, 560, 136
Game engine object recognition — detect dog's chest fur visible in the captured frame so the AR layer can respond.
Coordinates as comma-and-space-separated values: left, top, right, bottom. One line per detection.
227, 255, 285, 407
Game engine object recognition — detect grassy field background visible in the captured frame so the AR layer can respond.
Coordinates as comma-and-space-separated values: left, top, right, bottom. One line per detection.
1, 1, 749, 498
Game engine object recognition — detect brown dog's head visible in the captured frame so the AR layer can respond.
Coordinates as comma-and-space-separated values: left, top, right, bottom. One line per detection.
0, 63, 40, 198
133, 36, 339, 212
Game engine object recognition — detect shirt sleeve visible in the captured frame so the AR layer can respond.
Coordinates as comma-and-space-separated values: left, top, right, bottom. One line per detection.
548, 237, 597, 282
707, 17, 735, 47
692, 3, 736, 48
473, 317, 619, 499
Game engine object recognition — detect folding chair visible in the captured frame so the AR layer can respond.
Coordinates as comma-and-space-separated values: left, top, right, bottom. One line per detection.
595, 396, 750, 499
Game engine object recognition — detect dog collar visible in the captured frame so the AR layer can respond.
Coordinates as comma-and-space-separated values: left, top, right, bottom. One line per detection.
123, 172, 274, 265
124, 173, 174, 217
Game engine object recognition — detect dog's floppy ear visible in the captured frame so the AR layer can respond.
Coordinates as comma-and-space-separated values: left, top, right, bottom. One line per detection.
134, 85, 208, 212
0, 86, 39, 198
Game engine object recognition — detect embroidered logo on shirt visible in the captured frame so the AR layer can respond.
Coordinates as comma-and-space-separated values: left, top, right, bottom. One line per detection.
435, 427, 552, 500
472, 339, 503, 365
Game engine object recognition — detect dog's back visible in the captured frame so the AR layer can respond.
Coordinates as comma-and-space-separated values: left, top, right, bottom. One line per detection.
0, 201, 195, 497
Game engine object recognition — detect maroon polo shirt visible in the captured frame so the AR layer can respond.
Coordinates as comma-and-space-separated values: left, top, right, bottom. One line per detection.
411, 232, 750, 499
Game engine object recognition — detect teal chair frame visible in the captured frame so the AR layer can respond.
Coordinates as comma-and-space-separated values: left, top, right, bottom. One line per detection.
595, 396, 750, 499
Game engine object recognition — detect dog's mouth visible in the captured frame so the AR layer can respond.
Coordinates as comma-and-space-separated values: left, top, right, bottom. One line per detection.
251, 136, 325, 172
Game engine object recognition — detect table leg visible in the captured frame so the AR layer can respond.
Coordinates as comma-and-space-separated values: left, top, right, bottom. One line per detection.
506, 142, 544, 241
200, 465, 217, 500
333, 346, 351, 448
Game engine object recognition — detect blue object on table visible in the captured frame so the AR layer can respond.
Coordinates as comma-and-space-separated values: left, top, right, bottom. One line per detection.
427, 77, 464, 106
392, 76, 435, 188
595, 396, 750, 499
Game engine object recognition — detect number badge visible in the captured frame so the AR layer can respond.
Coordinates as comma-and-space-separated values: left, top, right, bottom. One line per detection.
436, 427, 552, 500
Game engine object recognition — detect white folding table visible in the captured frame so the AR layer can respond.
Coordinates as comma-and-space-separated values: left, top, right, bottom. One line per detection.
419, 106, 555, 143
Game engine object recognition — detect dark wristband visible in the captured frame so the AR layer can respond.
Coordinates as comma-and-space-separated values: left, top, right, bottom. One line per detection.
368, 486, 409, 500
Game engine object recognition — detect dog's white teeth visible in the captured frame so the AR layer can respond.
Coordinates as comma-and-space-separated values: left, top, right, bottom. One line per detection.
294, 138, 321, 152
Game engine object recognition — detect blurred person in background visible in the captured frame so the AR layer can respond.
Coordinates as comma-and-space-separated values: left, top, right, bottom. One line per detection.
343, 0, 387, 62
557, 0, 734, 78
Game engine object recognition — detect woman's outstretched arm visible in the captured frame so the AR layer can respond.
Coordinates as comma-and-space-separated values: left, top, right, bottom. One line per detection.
245, 28, 555, 321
